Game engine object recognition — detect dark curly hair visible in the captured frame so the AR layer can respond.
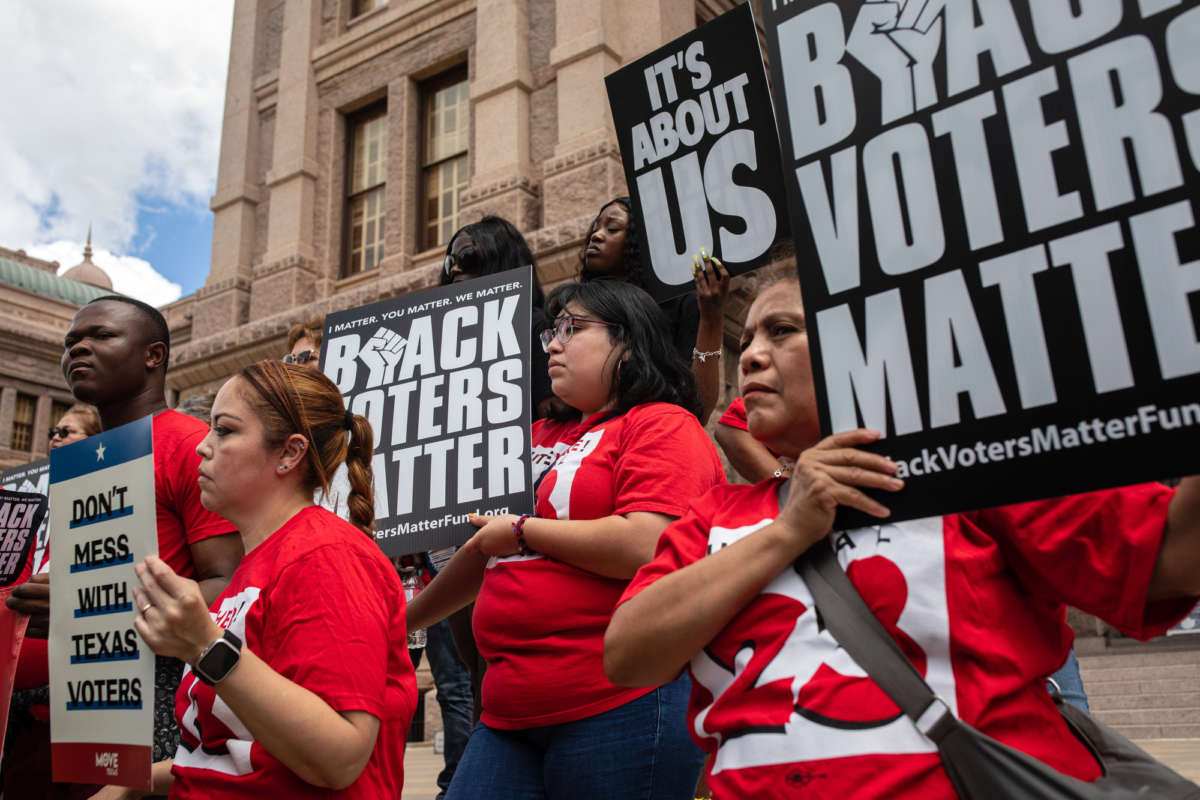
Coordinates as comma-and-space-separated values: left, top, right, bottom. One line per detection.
545, 280, 700, 418
578, 197, 650, 288
442, 216, 545, 307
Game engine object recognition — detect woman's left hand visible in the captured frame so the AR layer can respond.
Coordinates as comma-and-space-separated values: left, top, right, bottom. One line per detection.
133, 555, 222, 665
461, 514, 521, 558
693, 249, 730, 318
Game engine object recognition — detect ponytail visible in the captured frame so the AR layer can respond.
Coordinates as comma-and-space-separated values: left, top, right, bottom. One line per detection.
344, 413, 375, 537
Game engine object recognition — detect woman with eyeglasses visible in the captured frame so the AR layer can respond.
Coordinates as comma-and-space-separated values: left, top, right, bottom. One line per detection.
47, 403, 100, 449
408, 279, 725, 800
284, 317, 323, 366
581, 196, 731, 423
441, 216, 556, 421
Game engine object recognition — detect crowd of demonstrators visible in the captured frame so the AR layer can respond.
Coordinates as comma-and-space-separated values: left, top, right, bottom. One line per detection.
605, 276, 1200, 800
5, 297, 244, 799
579, 197, 731, 423
408, 279, 724, 799
5, 194, 1196, 800
1, 402, 101, 798
87, 361, 417, 798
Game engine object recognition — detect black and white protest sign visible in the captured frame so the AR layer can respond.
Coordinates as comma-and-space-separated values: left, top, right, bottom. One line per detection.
0, 490, 46, 588
763, 1, 1200, 525
2, 458, 50, 576
606, 3, 789, 300
50, 415, 156, 789
322, 267, 535, 555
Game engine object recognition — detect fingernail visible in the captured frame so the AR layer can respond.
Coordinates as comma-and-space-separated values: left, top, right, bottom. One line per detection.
712, 257, 724, 268
700, 247, 708, 258
692, 255, 701, 268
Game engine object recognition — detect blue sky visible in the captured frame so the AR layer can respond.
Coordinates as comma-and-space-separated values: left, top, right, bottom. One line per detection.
134, 202, 215, 296
0, 2, 234, 306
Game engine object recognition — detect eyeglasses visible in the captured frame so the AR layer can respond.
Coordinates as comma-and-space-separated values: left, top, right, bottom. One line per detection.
539, 314, 617, 352
283, 350, 318, 365
48, 426, 75, 441
443, 246, 479, 279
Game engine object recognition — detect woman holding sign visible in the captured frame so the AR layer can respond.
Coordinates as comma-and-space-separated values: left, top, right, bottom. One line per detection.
409, 279, 724, 800
605, 276, 1200, 800
580, 196, 730, 422
98, 361, 417, 798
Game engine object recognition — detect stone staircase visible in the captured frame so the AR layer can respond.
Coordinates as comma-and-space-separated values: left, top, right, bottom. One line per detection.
1076, 634, 1200, 739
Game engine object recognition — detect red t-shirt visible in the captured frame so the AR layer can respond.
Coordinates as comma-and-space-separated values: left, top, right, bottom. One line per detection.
716, 397, 748, 431
473, 402, 725, 729
170, 506, 416, 798
621, 480, 1195, 800
15, 410, 235, 692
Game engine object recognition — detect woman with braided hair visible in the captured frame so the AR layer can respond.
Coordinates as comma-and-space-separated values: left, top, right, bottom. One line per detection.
99, 361, 416, 798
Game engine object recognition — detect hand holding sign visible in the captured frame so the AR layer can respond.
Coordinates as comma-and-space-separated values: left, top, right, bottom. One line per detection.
7, 573, 50, 638
132, 555, 221, 667
778, 429, 903, 551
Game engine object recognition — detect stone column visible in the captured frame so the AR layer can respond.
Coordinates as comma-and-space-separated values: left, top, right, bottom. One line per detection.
196, 0, 262, 341
541, 0, 693, 227
31, 395, 52, 458
459, 0, 540, 232
0, 388, 15, 450
251, 0, 321, 320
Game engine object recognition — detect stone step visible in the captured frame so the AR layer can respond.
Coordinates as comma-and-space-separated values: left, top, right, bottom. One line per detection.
1113, 723, 1200, 740
1076, 663, 1199, 684
1089, 707, 1200, 726
1075, 678, 1198, 698
1090, 691, 1200, 711
1076, 648, 1200, 669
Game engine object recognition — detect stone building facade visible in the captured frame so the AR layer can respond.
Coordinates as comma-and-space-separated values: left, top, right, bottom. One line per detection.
163, 0, 741, 402
0, 245, 113, 470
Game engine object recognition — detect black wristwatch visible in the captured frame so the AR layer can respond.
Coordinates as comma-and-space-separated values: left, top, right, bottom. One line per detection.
194, 630, 243, 686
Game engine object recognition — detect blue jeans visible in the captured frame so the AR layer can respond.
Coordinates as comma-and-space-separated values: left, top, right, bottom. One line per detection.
446, 673, 704, 800
411, 619, 475, 799
1047, 647, 1090, 713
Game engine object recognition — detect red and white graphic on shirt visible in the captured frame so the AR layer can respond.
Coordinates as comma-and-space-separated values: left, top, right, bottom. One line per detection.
174, 587, 261, 777
691, 517, 954, 775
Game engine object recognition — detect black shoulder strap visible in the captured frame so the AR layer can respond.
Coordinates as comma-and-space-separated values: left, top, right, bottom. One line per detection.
780, 480, 959, 742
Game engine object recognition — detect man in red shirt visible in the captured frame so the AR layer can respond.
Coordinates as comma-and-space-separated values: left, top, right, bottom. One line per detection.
6, 295, 243, 796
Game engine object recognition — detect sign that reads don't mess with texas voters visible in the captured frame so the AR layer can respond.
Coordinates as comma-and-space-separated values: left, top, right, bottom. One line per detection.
606, 3, 790, 301
763, 1, 1200, 527
49, 415, 156, 790
321, 267, 535, 555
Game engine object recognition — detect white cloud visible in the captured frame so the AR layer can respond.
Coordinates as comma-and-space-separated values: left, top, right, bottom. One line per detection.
0, 1, 233, 276
26, 240, 183, 308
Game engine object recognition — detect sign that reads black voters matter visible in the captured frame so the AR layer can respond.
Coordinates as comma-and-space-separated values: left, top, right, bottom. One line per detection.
606, 3, 789, 300
0, 490, 46, 587
2, 458, 51, 577
763, 2, 1200, 526
322, 267, 534, 555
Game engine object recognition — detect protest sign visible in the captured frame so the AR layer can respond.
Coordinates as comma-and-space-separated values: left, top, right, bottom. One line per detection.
322, 267, 535, 555
2, 458, 51, 576
49, 416, 156, 789
763, 1, 1200, 526
606, 3, 789, 300
0, 487, 48, 757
